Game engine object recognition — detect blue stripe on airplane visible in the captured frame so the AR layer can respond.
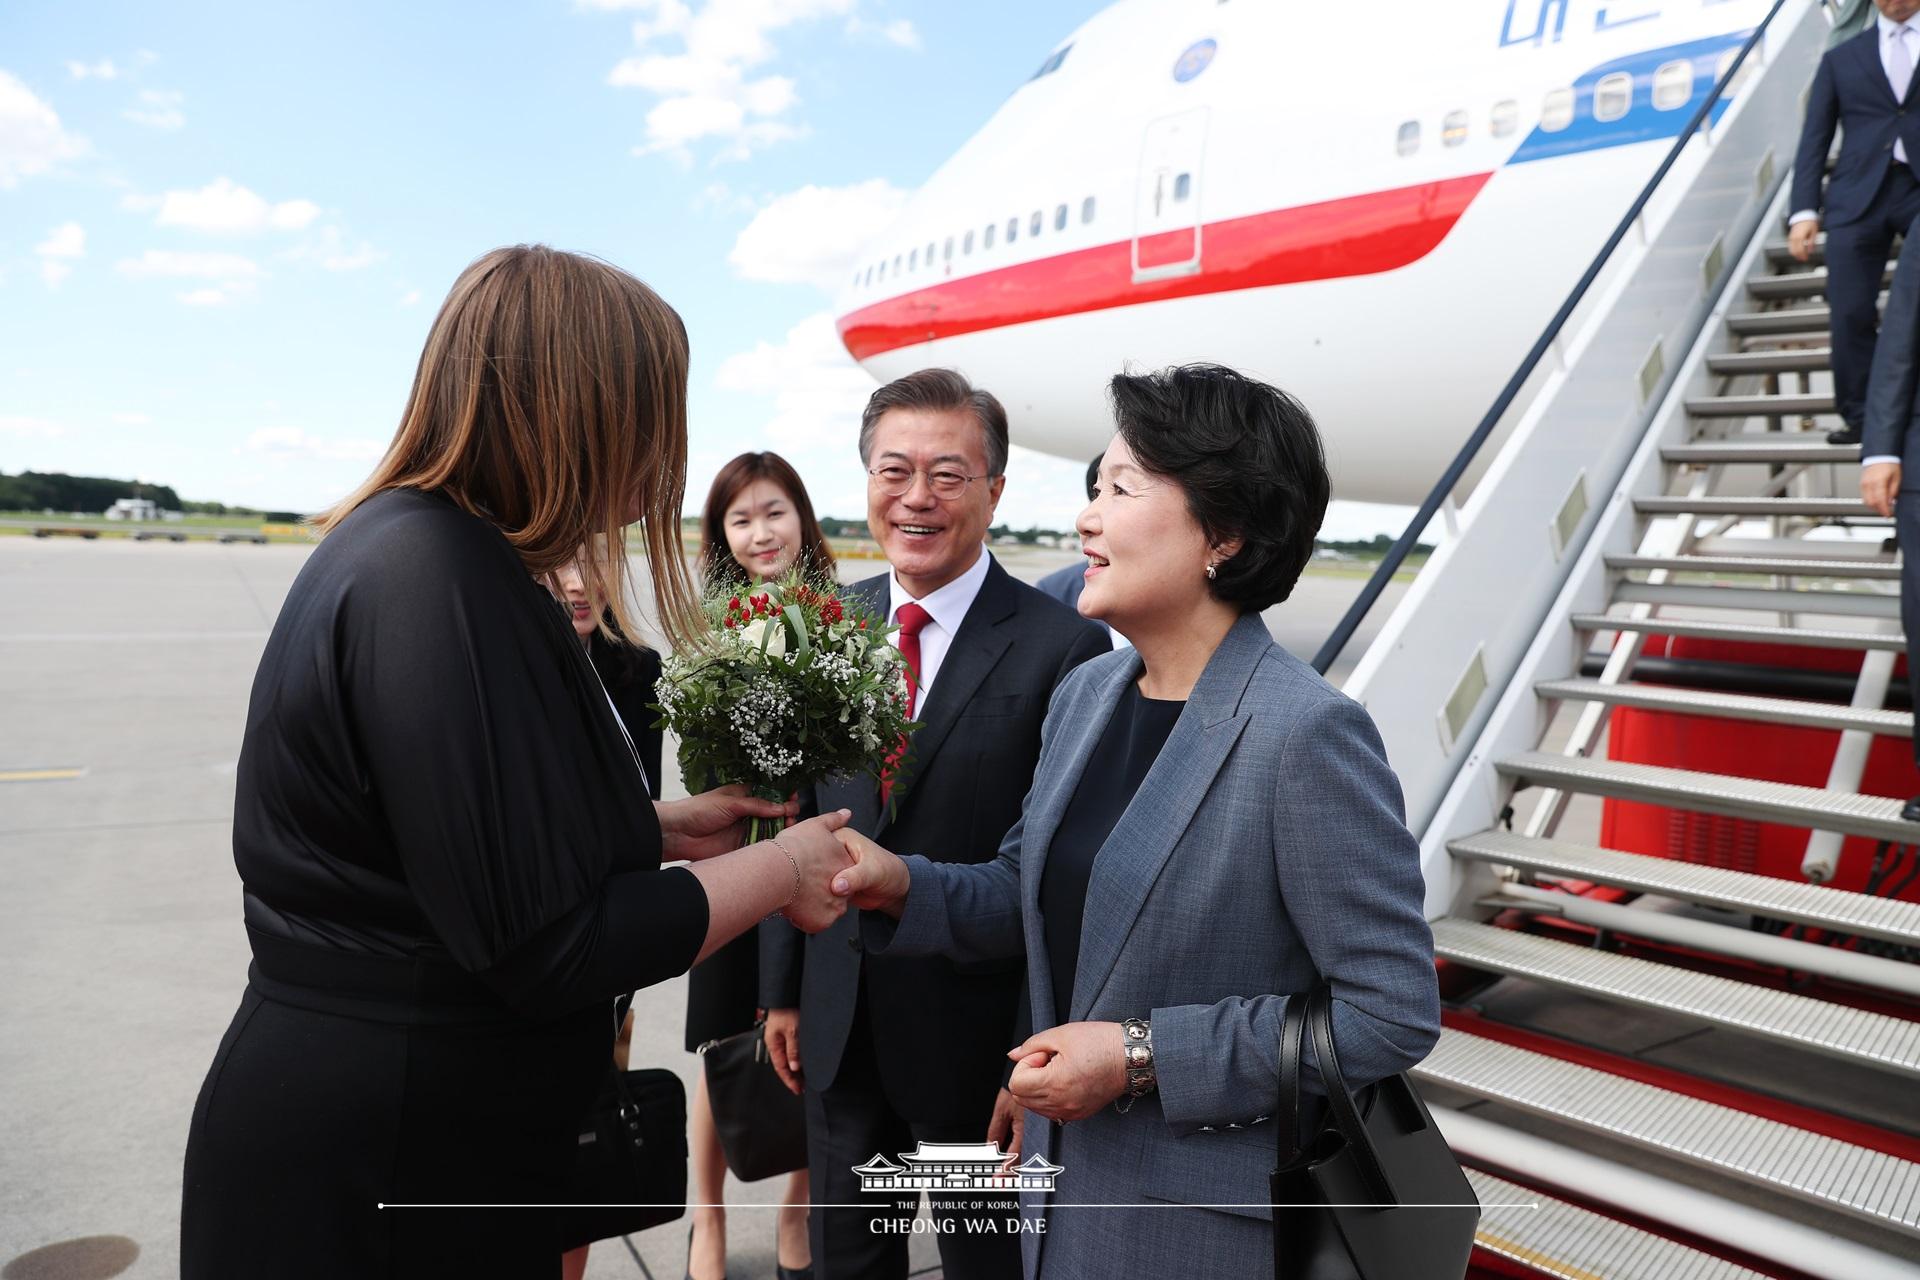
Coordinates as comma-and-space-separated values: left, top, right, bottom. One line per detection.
1509, 29, 1751, 166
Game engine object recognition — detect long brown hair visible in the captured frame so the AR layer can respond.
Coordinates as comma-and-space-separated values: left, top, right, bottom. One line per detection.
699, 451, 837, 588
313, 245, 701, 649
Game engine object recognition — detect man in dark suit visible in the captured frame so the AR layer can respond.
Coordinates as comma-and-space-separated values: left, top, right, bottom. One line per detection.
1861, 210, 1920, 819
761, 369, 1108, 1280
1790, 0, 1920, 445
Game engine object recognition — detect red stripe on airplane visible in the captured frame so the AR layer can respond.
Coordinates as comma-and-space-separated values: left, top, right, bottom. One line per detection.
837, 172, 1494, 361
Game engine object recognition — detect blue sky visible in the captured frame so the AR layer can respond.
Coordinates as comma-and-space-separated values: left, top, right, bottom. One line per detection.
1, 0, 1407, 538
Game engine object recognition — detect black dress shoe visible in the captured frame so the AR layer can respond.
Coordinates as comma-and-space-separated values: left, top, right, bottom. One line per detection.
1901, 795, 1920, 823
1829, 427, 1862, 446
775, 1266, 813, 1280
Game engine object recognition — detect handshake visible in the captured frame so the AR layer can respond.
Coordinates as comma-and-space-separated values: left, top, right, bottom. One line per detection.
766, 810, 913, 933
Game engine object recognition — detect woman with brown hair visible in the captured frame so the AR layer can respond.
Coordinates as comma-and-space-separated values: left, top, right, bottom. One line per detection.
685, 451, 833, 1280
179, 245, 855, 1279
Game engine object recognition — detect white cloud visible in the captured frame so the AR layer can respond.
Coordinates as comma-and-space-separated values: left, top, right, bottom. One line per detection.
123, 88, 185, 130
0, 71, 88, 187
0, 415, 66, 438
116, 249, 261, 305
715, 310, 874, 451
66, 59, 119, 80
243, 427, 386, 463
282, 224, 384, 271
152, 177, 317, 233
35, 221, 85, 289
846, 16, 919, 49
603, 0, 855, 160
728, 179, 907, 292
398, 289, 422, 307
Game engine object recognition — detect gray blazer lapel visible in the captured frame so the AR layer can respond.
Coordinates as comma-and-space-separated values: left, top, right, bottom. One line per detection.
878, 559, 1016, 839
1068, 613, 1272, 1022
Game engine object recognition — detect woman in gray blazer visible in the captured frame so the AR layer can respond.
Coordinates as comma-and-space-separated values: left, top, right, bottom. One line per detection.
832, 364, 1440, 1279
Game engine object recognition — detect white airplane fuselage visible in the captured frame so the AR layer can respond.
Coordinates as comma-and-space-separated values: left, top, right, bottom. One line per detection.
833, 0, 1779, 503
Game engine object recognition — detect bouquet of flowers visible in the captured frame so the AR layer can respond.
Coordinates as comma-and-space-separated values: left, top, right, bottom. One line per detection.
653, 570, 918, 841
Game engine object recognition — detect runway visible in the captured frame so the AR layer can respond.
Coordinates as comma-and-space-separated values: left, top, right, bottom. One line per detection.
0, 536, 1404, 1280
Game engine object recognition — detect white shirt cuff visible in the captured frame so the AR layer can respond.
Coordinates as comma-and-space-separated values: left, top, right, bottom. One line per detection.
1862, 454, 1901, 467
1787, 210, 1820, 227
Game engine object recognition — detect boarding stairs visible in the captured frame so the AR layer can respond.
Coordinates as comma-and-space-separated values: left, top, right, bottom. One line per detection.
1319, 5, 1920, 1276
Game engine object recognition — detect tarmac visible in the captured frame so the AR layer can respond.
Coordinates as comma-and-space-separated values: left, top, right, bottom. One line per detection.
0, 536, 1404, 1280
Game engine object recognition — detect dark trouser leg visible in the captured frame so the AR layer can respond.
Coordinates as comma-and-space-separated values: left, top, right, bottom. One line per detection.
910, 1116, 1026, 1280
806, 1064, 913, 1280
1828, 214, 1899, 430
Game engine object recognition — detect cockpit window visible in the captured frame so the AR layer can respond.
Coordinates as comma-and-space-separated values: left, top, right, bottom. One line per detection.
1029, 44, 1071, 81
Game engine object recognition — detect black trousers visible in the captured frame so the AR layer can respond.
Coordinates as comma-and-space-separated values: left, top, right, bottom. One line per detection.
1825, 166, 1920, 429
804, 992, 1022, 1280
1902, 494, 1920, 771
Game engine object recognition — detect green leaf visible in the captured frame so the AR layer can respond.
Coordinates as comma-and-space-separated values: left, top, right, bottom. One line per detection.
783, 603, 811, 657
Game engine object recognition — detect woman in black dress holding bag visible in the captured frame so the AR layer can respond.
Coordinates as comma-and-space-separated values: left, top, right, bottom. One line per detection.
179, 245, 856, 1279
683, 451, 836, 1280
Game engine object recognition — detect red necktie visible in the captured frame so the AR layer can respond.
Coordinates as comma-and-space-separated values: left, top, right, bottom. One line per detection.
882, 603, 933, 804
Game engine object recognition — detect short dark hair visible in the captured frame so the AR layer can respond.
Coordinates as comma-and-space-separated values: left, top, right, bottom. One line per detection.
1107, 364, 1329, 612
1083, 454, 1102, 501
859, 368, 1009, 477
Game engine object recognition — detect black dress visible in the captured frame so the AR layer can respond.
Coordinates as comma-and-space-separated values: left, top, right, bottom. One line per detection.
181, 488, 710, 1279
1039, 684, 1183, 1020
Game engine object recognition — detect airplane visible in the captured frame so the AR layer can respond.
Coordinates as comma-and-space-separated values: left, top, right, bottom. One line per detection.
832, 0, 1779, 505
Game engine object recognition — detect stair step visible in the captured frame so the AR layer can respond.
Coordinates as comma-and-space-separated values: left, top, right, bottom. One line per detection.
1705, 347, 1833, 375
1571, 612, 1903, 650
1465, 1168, 1770, 1280
1747, 266, 1891, 302
1686, 393, 1835, 417
1728, 307, 1833, 336
1662, 439, 1859, 464
1607, 552, 1900, 579
1612, 580, 1899, 619
1739, 330, 1836, 348
1534, 677, 1913, 736
1450, 829, 1920, 946
1414, 1027, 1920, 1234
1496, 751, 1920, 841
1762, 237, 1830, 267
1635, 495, 1875, 518
1432, 918, 1920, 1077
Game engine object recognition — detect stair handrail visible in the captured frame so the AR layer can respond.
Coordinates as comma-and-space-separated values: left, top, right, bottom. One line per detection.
1311, 0, 1797, 676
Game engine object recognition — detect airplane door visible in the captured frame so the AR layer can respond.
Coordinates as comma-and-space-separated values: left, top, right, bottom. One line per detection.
1132, 107, 1207, 282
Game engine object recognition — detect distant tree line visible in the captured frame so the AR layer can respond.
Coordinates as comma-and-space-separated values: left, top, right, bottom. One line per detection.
0, 470, 183, 512
1318, 533, 1435, 556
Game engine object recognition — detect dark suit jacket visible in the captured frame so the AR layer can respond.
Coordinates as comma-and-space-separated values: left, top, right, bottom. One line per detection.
760, 555, 1109, 1124
1866, 211, 1920, 484
1792, 28, 1920, 230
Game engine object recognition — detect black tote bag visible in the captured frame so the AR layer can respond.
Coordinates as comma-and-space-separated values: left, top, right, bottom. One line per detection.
557, 1065, 689, 1251
1270, 985, 1479, 1280
702, 1017, 808, 1182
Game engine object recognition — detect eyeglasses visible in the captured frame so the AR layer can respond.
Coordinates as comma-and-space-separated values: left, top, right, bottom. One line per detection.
867, 464, 990, 500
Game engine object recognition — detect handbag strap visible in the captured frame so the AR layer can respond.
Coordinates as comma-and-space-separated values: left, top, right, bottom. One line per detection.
1273, 987, 1312, 1164
1308, 984, 1399, 1205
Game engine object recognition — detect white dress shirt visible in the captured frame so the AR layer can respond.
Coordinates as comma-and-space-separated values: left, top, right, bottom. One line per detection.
1790, 14, 1919, 228
886, 547, 992, 702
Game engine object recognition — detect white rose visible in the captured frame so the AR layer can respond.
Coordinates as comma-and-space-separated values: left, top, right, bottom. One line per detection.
740, 616, 788, 660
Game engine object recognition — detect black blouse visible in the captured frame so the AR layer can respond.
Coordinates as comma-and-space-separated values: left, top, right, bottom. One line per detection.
233, 488, 707, 1018
1039, 683, 1183, 1021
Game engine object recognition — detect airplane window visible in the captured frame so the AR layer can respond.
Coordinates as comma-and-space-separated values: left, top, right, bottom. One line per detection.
1541, 88, 1574, 132
1081, 196, 1096, 224
1593, 72, 1632, 123
1653, 60, 1694, 111
864, 266, 873, 286
984, 223, 996, 249
1490, 99, 1519, 137
1173, 173, 1191, 201
963, 230, 974, 254
878, 261, 886, 282
1029, 44, 1072, 82
893, 254, 902, 274
1054, 204, 1067, 230
1007, 217, 1019, 243
1030, 210, 1043, 236
1396, 120, 1420, 156
926, 241, 936, 265
909, 248, 918, 270
1442, 110, 1468, 147
943, 236, 954, 262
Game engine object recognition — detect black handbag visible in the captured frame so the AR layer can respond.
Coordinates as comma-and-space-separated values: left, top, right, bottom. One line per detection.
1270, 985, 1479, 1280
701, 1017, 808, 1182
557, 1064, 689, 1251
